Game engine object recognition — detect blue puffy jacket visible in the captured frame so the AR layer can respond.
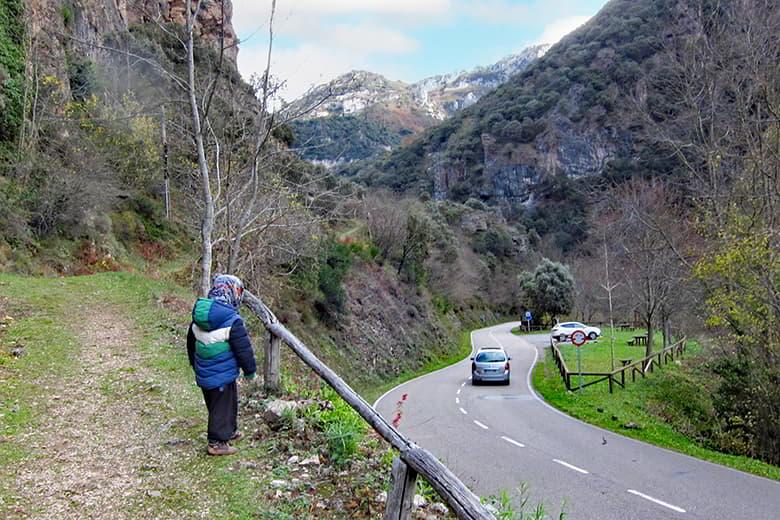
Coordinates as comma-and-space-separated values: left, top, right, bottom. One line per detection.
186, 298, 256, 389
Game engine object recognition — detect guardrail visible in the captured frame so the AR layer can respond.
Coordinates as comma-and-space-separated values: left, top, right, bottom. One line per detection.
243, 291, 494, 520
549, 336, 687, 393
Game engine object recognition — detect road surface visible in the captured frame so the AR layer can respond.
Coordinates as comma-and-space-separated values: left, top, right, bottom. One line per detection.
374, 322, 780, 520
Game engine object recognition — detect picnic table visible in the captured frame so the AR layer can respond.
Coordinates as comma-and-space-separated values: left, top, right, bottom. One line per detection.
628, 335, 647, 346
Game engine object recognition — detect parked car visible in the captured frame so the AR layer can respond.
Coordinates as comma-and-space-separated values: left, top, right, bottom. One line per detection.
551, 322, 602, 342
471, 346, 511, 385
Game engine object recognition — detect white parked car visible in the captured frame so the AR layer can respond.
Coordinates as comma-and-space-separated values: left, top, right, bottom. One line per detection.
551, 322, 601, 343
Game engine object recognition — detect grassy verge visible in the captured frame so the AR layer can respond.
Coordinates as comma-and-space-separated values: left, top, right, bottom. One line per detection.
532, 342, 780, 481
0, 278, 82, 472
554, 328, 654, 372
362, 329, 473, 405
510, 325, 549, 336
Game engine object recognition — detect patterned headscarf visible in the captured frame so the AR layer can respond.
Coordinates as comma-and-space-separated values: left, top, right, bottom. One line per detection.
208, 274, 245, 309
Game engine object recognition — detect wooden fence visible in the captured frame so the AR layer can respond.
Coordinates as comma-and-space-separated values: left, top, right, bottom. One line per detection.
550, 337, 687, 393
243, 292, 494, 520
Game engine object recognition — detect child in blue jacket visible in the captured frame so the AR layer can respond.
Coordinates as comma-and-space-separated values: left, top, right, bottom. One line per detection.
187, 274, 257, 455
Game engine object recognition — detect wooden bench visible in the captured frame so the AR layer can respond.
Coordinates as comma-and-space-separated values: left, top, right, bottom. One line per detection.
628, 335, 647, 346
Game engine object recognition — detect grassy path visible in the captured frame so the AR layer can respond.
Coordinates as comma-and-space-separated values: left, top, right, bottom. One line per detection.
0, 274, 224, 518
0, 273, 406, 519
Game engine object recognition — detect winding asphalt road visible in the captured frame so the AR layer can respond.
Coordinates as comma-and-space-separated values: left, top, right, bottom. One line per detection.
374, 322, 780, 520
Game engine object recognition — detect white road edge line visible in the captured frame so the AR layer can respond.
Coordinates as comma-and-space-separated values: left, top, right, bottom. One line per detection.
459, 407, 468, 415
372, 330, 479, 409
627, 490, 686, 513
553, 459, 589, 475
456, 397, 460, 404
501, 436, 525, 448
474, 420, 489, 430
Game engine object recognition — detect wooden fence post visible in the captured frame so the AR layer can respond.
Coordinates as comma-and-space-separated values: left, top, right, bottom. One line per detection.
264, 331, 281, 394
384, 457, 418, 520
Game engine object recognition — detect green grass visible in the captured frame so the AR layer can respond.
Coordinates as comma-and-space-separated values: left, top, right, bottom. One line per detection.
554, 328, 655, 373
533, 341, 780, 481
511, 325, 550, 336
361, 329, 473, 405
0, 271, 406, 518
0, 277, 82, 471
0, 272, 287, 517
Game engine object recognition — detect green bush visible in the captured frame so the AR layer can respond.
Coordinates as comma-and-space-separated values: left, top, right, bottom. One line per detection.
0, 0, 25, 155
317, 241, 353, 317
318, 388, 366, 466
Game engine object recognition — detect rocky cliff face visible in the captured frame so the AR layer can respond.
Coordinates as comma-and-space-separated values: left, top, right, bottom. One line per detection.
128, 0, 238, 62
366, 0, 685, 213
25, 0, 238, 98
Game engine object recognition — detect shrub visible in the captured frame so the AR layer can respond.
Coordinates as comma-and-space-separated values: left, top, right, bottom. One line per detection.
0, 0, 25, 154
318, 389, 366, 466
317, 241, 353, 318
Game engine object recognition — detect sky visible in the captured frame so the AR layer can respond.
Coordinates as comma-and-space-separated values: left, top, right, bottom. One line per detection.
232, 0, 609, 102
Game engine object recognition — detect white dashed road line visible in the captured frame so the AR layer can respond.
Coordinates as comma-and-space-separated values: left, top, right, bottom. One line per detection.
501, 436, 525, 448
455, 397, 460, 404
627, 490, 686, 513
553, 459, 589, 475
474, 420, 489, 430
461, 381, 466, 387
456, 389, 461, 395
459, 407, 468, 415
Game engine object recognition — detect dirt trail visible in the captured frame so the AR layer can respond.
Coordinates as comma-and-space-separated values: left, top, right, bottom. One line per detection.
12, 304, 190, 519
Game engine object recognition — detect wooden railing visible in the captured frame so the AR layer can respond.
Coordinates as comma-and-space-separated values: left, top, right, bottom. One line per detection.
243, 291, 494, 520
549, 337, 687, 393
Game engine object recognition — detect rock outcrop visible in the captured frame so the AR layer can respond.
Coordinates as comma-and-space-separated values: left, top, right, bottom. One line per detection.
25, 0, 238, 99
128, 0, 238, 62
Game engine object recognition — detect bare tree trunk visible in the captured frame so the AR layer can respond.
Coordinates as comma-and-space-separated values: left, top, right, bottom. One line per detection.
161, 106, 171, 220
662, 314, 671, 348
186, 2, 215, 296
645, 319, 654, 358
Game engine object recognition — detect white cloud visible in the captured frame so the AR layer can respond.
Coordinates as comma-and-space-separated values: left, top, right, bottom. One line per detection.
232, 0, 452, 38
239, 43, 366, 103
282, 0, 453, 16
328, 24, 420, 54
536, 15, 591, 44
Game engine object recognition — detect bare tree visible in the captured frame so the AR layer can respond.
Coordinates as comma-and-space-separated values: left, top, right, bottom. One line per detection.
599, 178, 690, 358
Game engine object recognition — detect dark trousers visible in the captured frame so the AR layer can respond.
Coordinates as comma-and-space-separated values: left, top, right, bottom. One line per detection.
201, 381, 238, 442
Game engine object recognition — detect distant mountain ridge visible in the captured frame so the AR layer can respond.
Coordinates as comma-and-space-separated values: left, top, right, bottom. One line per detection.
287, 44, 550, 164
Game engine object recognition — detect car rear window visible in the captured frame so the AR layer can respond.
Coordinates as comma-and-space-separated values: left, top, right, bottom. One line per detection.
476, 351, 506, 362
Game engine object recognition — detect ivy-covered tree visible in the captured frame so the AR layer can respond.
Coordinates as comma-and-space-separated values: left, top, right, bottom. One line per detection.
521, 258, 575, 323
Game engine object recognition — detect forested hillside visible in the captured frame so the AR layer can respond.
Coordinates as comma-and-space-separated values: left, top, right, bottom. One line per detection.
349, 0, 780, 468
351, 0, 687, 249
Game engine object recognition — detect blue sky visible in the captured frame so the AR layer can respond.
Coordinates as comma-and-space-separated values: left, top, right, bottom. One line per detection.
232, 0, 609, 102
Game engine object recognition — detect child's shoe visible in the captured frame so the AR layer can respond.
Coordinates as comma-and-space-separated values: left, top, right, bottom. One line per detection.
207, 441, 237, 456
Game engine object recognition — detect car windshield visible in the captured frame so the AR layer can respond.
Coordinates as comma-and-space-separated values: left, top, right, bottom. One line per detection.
476, 351, 506, 363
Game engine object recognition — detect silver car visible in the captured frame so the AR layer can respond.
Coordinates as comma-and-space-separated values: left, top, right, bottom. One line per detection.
471, 346, 511, 385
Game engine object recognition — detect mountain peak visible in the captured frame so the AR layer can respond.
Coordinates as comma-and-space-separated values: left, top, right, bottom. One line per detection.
287, 44, 547, 163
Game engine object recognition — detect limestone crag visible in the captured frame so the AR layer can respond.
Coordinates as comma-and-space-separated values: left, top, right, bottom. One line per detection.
25, 0, 238, 99
128, 0, 238, 62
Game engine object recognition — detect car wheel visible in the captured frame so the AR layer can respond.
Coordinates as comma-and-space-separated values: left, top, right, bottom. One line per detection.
558, 335, 567, 342
471, 375, 479, 386
588, 332, 597, 340
504, 377, 511, 386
